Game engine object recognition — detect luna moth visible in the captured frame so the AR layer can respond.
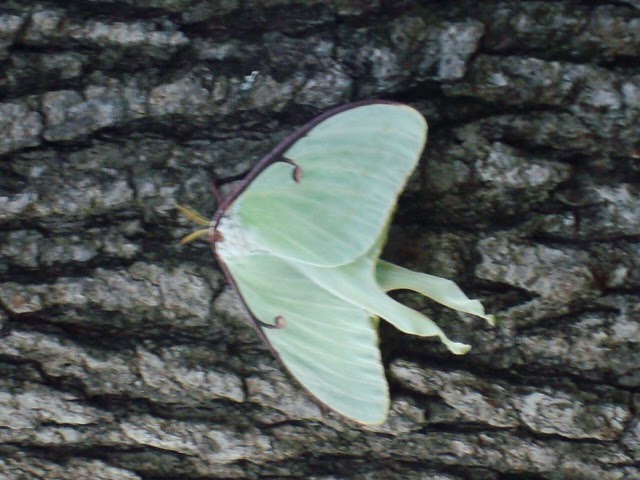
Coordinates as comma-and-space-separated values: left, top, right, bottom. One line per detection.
180, 100, 494, 425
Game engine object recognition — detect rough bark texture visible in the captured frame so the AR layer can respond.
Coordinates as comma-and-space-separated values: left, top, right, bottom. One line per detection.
0, 1, 639, 479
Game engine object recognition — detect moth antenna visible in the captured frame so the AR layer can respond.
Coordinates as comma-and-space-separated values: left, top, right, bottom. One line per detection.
176, 204, 210, 226
179, 228, 210, 245
176, 205, 212, 244
257, 316, 287, 329
281, 157, 304, 183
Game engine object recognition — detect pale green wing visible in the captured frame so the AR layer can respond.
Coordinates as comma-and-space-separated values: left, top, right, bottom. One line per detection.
376, 261, 495, 326
292, 239, 477, 355
231, 103, 427, 267
222, 253, 389, 425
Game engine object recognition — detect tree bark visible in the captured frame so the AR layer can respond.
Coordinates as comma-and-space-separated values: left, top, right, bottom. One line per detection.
0, 1, 638, 478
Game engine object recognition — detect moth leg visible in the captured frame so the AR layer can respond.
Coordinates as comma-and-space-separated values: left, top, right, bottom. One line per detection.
256, 315, 287, 329
209, 180, 223, 205
210, 168, 252, 203
280, 156, 304, 183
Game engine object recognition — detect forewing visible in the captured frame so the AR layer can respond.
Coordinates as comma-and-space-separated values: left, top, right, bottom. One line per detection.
231, 103, 427, 266
222, 252, 389, 425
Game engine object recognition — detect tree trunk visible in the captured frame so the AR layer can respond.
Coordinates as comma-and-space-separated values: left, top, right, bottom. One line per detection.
0, 1, 638, 478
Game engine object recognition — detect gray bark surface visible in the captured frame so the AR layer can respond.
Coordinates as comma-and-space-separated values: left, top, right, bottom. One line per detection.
0, 1, 639, 478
